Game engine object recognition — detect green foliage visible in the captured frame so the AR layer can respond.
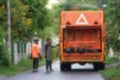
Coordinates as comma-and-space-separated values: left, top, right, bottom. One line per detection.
22, 0, 50, 38
11, 0, 31, 42
0, 0, 50, 42
0, 0, 7, 41
100, 64, 120, 80
63, 0, 99, 10
0, 59, 46, 76
105, 0, 120, 51
0, 45, 9, 66
0, 59, 32, 76
0, 51, 58, 76
0, 1, 9, 66
0, 0, 50, 65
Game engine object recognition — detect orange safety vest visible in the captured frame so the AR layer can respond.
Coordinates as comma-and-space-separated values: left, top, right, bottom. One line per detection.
31, 44, 40, 58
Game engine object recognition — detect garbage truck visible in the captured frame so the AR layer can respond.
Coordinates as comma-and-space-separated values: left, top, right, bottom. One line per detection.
59, 11, 106, 71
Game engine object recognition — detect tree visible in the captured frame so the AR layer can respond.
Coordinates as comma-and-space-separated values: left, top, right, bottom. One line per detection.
22, 0, 50, 38
10, 0, 32, 42
0, 0, 10, 65
0, 0, 7, 42
7, 0, 49, 42
105, 0, 120, 51
0, 0, 50, 65
61, 0, 99, 10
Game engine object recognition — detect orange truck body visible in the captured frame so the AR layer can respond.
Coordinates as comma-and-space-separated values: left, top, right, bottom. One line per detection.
59, 11, 106, 71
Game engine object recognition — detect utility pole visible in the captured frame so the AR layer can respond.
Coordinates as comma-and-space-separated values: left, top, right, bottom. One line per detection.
7, 0, 12, 63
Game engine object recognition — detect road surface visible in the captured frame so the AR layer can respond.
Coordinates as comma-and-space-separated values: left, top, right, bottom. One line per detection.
7, 61, 104, 80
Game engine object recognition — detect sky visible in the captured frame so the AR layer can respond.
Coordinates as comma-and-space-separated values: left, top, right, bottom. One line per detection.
46, 0, 59, 9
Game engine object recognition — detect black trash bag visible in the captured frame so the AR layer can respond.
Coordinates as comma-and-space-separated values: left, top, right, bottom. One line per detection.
76, 48, 85, 53
63, 48, 74, 53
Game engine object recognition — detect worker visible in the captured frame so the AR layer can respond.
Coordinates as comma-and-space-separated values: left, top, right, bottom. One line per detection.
31, 38, 41, 72
44, 38, 59, 72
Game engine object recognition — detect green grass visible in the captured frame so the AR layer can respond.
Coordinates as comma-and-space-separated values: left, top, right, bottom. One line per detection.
0, 59, 45, 76
0, 48, 59, 76
106, 57, 119, 65
100, 64, 120, 80
99, 56, 120, 80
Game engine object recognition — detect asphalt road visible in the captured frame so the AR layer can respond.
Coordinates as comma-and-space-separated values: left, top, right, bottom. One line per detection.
6, 61, 104, 80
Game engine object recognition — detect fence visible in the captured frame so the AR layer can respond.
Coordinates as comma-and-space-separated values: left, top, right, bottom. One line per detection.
108, 47, 120, 59
11, 39, 42, 64
11, 42, 31, 64
114, 52, 120, 59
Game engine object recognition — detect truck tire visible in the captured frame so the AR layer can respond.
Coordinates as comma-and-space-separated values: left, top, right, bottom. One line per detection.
66, 64, 71, 71
94, 63, 105, 71
99, 63, 105, 70
60, 63, 65, 71
94, 63, 98, 71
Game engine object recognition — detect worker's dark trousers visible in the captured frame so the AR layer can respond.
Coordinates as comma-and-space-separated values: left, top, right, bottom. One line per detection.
33, 58, 39, 69
46, 60, 52, 70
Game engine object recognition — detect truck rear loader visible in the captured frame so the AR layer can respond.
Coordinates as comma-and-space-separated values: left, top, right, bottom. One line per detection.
59, 11, 106, 71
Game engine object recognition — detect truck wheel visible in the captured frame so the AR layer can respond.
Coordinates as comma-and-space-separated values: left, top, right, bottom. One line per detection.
93, 63, 99, 71
99, 63, 105, 70
66, 64, 71, 71
60, 63, 65, 71
94, 63, 105, 71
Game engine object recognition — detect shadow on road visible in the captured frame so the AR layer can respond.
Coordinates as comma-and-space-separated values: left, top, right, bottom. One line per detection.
61, 69, 96, 73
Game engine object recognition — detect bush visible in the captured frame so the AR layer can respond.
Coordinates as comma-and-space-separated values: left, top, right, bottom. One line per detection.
0, 45, 9, 66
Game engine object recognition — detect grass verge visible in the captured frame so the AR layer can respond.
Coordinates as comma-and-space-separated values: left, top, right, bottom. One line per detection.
0, 48, 59, 77
106, 57, 119, 65
0, 59, 45, 76
99, 56, 120, 80
100, 64, 120, 80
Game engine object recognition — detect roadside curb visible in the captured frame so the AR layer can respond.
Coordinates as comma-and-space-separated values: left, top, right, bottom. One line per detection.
105, 62, 120, 68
